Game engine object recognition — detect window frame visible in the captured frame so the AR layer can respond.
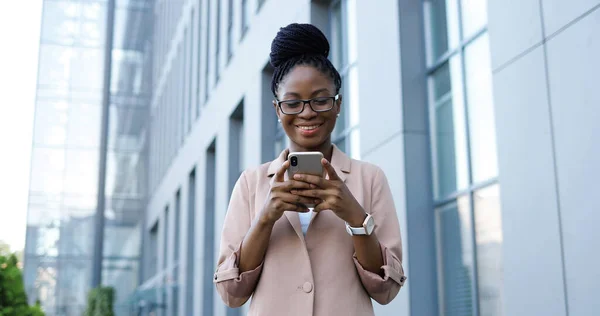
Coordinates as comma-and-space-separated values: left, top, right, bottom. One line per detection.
328, 0, 360, 158
425, 1, 500, 315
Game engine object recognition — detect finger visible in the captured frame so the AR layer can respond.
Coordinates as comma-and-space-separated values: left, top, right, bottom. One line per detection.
275, 160, 290, 182
279, 180, 313, 191
277, 193, 320, 206
290, 189, 327, 199
293, 173, 327, 188
313, 201, 330, 212
322, 158, 341, 181
278, 201, 310, 213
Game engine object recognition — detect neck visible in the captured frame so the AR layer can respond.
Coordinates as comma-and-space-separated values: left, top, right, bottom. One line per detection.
289, 140, 334, 162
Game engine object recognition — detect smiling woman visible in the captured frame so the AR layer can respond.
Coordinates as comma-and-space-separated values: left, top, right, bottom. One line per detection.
213, 23, 406, 316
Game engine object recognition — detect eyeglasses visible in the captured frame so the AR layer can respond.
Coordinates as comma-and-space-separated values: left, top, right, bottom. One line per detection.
276, 95, 339, 115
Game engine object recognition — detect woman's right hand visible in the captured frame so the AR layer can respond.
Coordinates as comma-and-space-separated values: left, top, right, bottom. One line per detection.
260, 160, 318, 225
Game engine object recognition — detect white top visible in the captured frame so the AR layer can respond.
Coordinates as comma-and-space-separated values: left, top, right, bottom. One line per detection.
299, 209, 313, 235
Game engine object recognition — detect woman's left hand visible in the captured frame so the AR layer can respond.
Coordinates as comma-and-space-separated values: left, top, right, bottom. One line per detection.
291, 159, 367, 226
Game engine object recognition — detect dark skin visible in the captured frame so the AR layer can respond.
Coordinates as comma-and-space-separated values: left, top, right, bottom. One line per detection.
239, 65, 384, 277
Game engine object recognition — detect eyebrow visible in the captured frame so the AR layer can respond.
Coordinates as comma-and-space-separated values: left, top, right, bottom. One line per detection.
283, 88, 332, 99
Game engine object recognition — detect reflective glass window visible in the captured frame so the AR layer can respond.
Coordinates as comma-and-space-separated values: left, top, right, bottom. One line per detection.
464, 33, 498, 183
474, 185, 504, 316
63, 149, 99, 195
436, 196, 474, 315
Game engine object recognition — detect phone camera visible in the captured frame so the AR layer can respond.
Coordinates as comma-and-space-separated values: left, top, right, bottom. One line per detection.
290, 156, 298, 166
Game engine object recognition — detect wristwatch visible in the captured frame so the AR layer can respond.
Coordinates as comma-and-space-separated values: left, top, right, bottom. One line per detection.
345, 213, 375, 236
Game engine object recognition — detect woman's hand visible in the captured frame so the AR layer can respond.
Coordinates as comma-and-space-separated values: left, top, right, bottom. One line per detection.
291, 159, 367, 226
260, 160, 320, 225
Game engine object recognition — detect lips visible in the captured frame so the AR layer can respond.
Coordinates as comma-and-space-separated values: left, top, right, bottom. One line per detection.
297, 125, 321, 130
296, 123, 323, 136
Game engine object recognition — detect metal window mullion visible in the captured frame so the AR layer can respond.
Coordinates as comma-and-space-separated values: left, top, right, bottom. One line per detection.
456, 1, 480, 314
433, 177, 498, 207
427, 26, 488, 75
427, 75, 442, 201
434, 91, 453, 109
92, 0, 116, 288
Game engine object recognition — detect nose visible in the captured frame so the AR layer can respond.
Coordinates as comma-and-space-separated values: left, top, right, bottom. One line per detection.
298, 101, 318, 119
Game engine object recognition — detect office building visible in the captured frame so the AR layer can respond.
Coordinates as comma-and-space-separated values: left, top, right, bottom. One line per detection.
25, 0, 152, 315
25, 0, 599, 315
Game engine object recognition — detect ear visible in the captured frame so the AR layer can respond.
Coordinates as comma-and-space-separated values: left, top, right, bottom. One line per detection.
273, 100, 281, 120
336, 94, 343, 115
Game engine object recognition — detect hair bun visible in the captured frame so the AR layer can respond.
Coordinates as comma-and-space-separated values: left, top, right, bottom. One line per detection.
269, 23, 330, 68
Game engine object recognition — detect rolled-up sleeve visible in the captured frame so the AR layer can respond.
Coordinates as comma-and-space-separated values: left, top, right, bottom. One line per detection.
354, 166, 407, 305
213, 171, 262, 308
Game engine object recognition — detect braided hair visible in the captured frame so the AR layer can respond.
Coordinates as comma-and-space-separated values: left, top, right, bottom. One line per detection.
269, 23, 342, 98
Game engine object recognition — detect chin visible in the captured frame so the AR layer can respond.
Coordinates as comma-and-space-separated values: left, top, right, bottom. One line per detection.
293, 137, 327, 150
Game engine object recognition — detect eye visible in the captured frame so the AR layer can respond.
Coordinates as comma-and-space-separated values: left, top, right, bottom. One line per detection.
312, 97, 330, 106
283, 100, 302, 108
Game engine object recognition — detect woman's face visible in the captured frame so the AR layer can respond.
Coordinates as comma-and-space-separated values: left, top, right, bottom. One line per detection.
274, 65, 341, 151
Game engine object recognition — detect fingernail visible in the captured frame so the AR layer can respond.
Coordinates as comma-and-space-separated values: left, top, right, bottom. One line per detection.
291, 190, 296, 194
310, 184, 317, 188
294, 174, 301, 180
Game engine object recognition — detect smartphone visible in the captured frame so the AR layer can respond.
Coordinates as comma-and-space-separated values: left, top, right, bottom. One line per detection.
287, 151, 324, 208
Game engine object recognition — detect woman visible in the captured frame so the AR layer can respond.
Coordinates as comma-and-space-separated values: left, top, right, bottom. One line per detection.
214, 23, 406, 316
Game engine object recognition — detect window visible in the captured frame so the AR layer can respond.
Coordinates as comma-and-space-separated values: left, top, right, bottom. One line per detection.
215, 0, 222, 83
162, 206, 169, 269
424, 1, 503, 315
329, 0, 360, 159
203, 142, 217, 316
162, 205, 169, 316
241, 0, 249, 37
229, 102, 245, 194
227, 0, 234, 61
257, 0, 266, 13
179, 43, 185, 145
183, 27, 190, 135
148, 222, 158, 279
187, 14, 194, 127
193, 7, 202, 118
186, 169, 196, 315
204, 0, 211, 102
172, 190, 181, 316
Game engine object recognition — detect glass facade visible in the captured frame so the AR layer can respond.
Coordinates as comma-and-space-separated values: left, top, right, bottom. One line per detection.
330, 0, 360, 159
102, 1, 153, 315
25, 1, 108, 314
25, 1, 152, 315
424, 0, 503, 315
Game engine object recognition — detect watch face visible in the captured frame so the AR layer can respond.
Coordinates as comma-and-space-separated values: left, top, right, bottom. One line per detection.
365, 215, 375, 234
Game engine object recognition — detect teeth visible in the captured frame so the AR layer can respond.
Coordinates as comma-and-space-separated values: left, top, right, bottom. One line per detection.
298, 125, 320, 130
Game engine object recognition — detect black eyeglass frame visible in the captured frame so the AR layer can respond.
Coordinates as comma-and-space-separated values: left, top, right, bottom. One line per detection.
275, 94, 340, 115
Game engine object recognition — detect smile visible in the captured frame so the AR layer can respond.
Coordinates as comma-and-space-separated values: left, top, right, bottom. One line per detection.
296, 124, 322, 130
296, 123, 323, 136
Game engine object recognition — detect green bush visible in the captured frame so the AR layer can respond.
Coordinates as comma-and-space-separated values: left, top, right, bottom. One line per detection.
84, 286, 115, 316
0, 253, 45, 316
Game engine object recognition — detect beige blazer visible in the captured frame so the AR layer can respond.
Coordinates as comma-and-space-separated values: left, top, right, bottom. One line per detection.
214, 145, 406, 316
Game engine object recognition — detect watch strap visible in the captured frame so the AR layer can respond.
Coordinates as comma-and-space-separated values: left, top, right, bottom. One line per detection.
345, 223, 368, 235
345, 213, 374, 236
